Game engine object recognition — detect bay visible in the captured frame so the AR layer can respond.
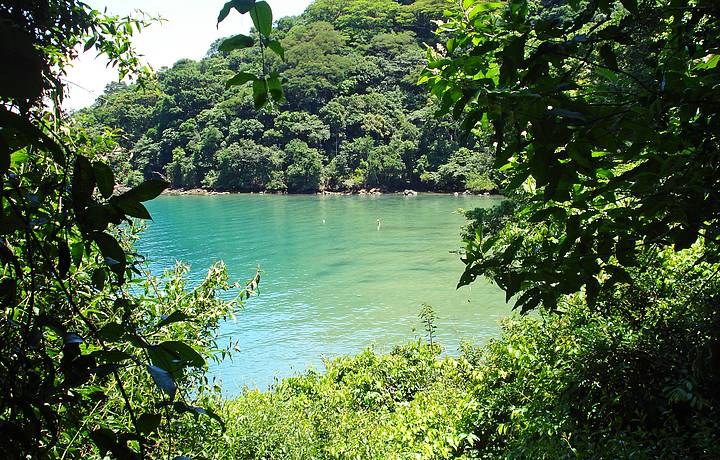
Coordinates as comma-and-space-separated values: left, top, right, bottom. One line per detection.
139, 193, 507, 393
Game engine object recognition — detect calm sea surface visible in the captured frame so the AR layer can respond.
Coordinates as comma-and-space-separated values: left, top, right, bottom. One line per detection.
139, 193, 508, 393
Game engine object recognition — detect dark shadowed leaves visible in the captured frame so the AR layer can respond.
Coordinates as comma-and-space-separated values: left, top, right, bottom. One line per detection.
92, 161, 115, 198
147, 365, 177, 400
92, 231, 126, 281
136, 413, 162, 435
120, 179, 169, 202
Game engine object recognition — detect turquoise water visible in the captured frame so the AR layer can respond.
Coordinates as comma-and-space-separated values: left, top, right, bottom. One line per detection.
140, 193, 508, 393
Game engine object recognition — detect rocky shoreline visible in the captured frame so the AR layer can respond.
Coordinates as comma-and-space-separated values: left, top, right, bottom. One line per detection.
159, 187, 496, 197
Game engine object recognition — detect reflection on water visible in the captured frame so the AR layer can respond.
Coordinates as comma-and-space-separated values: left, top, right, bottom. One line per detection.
140, 193, 507, 393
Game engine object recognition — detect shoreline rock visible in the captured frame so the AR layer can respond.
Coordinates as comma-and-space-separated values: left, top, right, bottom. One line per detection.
162, 188, 230, 196
158, 187, 501, 197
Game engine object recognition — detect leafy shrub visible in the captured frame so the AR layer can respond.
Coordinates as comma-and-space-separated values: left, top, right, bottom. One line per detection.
193, 248, 719, 460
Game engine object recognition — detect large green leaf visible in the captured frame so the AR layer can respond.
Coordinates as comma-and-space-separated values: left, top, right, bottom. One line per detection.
120, 179, 169, 202
252, 78, 268, 109
251, 1, 273, 37
218, 0, 256, 24
267, 40, 285, 61
218, 34, 254, 53
226, 71, 256, 89
98, 322, 126, 342
92, 231, 126, 281
72, 155, 96, 208
159, 341, 205, 368
115, 199, 152, 220
136, 413, 162, 435
92, 161, 115, 198
266, 73, 284, 103
147, 365, 177, 400
90, 350, 133, 364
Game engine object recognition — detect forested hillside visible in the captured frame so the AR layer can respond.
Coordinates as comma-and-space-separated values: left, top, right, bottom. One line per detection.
77, 0, 496, 194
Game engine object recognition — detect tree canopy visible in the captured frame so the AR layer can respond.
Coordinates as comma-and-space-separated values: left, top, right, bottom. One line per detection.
423, 0, 720, 313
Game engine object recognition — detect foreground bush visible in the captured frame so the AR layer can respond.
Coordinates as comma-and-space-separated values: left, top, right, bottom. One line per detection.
200, 249, 719, 459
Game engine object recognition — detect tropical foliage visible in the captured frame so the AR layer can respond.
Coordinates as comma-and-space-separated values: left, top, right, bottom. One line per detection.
422, 0, 720, 312
188, 248, 719, 459
5, 0, 720, 458
0, 1, 271, 457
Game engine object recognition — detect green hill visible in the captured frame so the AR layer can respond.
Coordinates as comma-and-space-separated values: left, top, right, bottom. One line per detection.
77, 0, 497, 194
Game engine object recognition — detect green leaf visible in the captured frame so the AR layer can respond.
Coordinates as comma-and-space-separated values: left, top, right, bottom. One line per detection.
83, 204, 123, 232
98, 322, 125, 342
92, 267, 106, 290
92, 231, 126, 281
84, 35, 97, 52
115, 199, 152, 220
251, 1, 273, 37
90, 428, 117, 457
218, 3, 232, 24
267, 39, 285, 61
595, 67, 618, 82
72, 155, 96, 208
121, 179, 169, 202
159, 341, 205, 368
218, 0, 256, 24
156, 310, 192, 329
218, 34, 255, 53
136, 413, 162, 435
266, 73, 284, 103
696, 54, 720, 70
9, 150, 28, 166
92, 161, 115, 198
70, 241, 84, 267
226, 72, 257, 89
147, 365, 177, 399
252, 78, 268, 109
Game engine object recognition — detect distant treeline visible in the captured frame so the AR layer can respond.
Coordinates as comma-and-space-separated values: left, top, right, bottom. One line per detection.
76, 0, 497, 194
